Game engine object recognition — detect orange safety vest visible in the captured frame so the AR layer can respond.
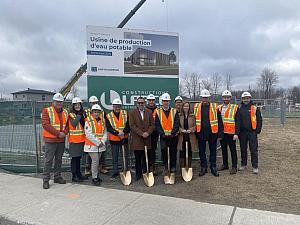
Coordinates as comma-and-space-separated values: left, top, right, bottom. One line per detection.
152, 108, 158, 120
250, 105, 257, 130
84, 115, 105, 146
194, 102, 219, 133
219, 104, 238, 134
68, 113, 85, 143
157, 108, 176, 135
43, 106, 68, 138
106, 110, 128, 141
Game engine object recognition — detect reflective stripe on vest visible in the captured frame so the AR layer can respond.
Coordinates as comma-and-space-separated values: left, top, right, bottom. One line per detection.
219, 104, 238, 134
43, 106, 67, 138
157, 108, 176, 135
152, 108, 158, 120
194, 102, 219, 133
107, 110, 128, 141
68, 113, 85, 143
250, 105, 257, 130
84, 115, 105, 146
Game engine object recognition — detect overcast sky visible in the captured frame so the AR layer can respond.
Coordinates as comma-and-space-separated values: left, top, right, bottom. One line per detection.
1, 0, 300, 99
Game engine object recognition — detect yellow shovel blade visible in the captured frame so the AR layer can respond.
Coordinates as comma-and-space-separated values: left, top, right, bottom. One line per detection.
182, 168, 193, 182
120, 171, 132, 186
143, 172, 154, 187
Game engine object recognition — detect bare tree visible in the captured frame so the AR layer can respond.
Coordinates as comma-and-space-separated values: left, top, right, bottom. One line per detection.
201, 77, 212, 92
211, 73, 223, 95
257, 68, 279, 99
181, 72, 201, 99
225, 73, 233, 91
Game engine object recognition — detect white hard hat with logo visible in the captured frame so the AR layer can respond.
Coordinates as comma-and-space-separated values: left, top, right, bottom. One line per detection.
161, 93, 171, 101
72, 97, 82, 104
53, 93, 64, 102
147, 94, 156, 100
200, 89, 211, 97
91, 104, 102, 111
241, 92, 252, 98
89, 96, 99, 103
112, 98, 122, 105
174, 96, 183, 102
222, 90, 232, 97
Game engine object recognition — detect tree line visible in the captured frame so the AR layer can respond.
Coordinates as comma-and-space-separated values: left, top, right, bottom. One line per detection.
180, 67, 300, 104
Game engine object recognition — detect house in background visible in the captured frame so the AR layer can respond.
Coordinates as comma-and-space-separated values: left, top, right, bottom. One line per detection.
11, 88, 55, 101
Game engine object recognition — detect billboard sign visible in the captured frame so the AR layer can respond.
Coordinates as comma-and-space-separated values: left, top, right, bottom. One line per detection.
87, 26, 179, 78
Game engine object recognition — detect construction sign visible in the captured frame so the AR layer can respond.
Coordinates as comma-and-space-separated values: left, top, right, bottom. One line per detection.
86, 25, 179, 109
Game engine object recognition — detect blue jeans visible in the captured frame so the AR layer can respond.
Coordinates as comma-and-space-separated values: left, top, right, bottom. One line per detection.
111, 144, 129, 175
198, 138, 217, 169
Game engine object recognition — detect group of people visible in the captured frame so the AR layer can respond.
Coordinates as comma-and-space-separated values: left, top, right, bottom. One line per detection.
41, 89, 262, 189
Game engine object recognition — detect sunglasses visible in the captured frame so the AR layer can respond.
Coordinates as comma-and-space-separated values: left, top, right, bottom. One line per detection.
138, 102, 145, 105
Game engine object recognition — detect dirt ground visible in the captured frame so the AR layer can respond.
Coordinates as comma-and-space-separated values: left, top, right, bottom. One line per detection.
32, 118, 300, 215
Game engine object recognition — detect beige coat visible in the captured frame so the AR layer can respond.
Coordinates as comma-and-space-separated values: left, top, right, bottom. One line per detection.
177, 114, 198, 151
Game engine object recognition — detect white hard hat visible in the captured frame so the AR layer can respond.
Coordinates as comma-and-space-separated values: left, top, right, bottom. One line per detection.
72, 97, 82, 104
53, 93, 64, 102
147, 94, 155, 100
161, 93, 171, 101
91, 104, 102, 111
241, 92, 252, 98
112, 98, 122, 105
89, 96, 99, 103
222, 90, 232, 97
174, 96, 183, 102
200, 89, 211, 97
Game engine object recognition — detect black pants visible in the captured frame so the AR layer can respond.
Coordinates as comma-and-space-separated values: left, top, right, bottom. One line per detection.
160, 137, 177, 171
180, 140, 192, 167
239, 131, 258, 168
220, 134, 237, 168
149, 133, 159, 169
134, 150, 146, 177
71, 156, 81, 177
198, 137, 217, 169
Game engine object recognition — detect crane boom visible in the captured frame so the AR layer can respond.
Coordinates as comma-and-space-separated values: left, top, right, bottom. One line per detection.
60, 0, 147, 98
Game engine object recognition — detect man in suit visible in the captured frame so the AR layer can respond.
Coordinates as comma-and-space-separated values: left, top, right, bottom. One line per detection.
129, 97, 155, 181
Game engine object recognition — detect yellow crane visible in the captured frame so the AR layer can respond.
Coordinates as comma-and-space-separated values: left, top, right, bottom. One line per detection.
59, 0, 147, 98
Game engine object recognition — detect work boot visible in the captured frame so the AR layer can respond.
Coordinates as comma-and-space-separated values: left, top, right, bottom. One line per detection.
110, 173, 118, 181
92, 178, 101, 186
43, 181, 49, 189
239, 166, 247, 171
77, 173, 89, 181
230, 167, 237, 175
199, 167, 207, 176
253, 168, 259, 174
72, 174, 82, 183
219, 165, 229, 171
211, 167, 219, 177
54, 177, 66, 184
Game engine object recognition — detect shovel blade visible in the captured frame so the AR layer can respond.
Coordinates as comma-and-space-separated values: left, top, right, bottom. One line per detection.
164, 173, 175, 185
182, 168, 193, 182
120, 171, 132, 186
143, 172, 154, 187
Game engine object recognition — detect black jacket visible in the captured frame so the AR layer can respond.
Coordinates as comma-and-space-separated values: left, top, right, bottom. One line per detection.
155, 107, 179, 139
236, 101, 262, 135
196, 103, 224, 140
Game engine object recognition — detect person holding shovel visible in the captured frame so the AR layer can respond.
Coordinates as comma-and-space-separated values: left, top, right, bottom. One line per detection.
129, 97, 155, 182
155, 93, 180, 179
84, 104, 107, 186
177, 101, 197, 179
105, 98, 130, 180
